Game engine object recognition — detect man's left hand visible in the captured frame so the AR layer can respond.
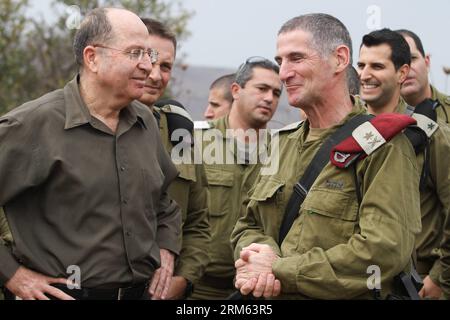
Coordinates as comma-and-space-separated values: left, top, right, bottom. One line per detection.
234, 243, 281, 298
149, 249, 175, 300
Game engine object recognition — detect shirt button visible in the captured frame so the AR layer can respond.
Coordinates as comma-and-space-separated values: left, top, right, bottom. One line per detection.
123, 199, 128, 204
120, 166, 125, 171
126, 231, 132, 237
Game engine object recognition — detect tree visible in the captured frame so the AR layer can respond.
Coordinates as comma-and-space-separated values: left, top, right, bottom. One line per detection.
0, 0, 193, 115
0, 0, 40, 113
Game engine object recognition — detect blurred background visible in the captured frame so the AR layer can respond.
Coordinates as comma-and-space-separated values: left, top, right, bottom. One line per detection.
1, 0, 449, 127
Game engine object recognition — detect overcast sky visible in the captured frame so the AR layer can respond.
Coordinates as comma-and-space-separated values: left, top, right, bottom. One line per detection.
30, 0, 450, 93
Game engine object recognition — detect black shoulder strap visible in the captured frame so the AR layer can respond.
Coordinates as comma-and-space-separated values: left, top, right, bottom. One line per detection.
154, 99, 194, 147
278, 113, 373, 245
404, 99, 438, 190
152, 109, 161, 126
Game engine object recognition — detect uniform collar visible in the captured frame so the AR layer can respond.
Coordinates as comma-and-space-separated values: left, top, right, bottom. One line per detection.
209, 115, 270, 162
289, 97, 368, 142
63, 75, 148, 131
430, 85, 450, 106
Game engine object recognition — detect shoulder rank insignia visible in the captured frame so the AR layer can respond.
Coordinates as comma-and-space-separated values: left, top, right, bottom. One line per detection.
411, 113, 438, 138
330, 113, 416, 168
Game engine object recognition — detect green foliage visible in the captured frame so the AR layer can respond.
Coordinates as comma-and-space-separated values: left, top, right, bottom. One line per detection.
0, 0, 193, 115
0, 0, 39, 112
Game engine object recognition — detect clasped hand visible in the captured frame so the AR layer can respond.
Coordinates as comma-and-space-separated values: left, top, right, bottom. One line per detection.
234, 243, 281, 298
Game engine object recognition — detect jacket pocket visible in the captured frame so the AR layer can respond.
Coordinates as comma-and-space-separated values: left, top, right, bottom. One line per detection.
250, 176, 285, 203
205, 166, 234, 217
298, 188, 358, 250
176, 163, 196, 182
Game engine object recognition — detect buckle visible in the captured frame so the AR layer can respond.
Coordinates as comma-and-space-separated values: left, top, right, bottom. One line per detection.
117, 288, 124, 300
293, 182, 308, 200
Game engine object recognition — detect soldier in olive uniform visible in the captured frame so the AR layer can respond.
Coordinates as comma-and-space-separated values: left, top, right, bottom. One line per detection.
396, 29, 450, 123
231, 14, 422, 299
190, 57, 282, 300
358, 29, 450, 299
138, 18, 210, 300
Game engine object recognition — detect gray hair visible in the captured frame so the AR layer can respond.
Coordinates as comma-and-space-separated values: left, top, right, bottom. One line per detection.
278, 13, 353, 64
73, 8, 115, 67
235, 57, 280, 88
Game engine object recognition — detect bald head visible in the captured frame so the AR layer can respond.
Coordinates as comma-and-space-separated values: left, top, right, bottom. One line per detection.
105, 8, 149, 44
73, 8, 149, 68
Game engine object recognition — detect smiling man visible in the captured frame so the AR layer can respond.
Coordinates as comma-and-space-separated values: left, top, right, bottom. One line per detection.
357, 29, 410, 115
357, 28, 450, 300
138, 18, 211, 301
0, 8, 182, 300
231, 15, 421, 300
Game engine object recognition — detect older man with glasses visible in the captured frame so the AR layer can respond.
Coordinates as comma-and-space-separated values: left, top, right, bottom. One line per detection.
190, 56, 282, 300
0, 7, 181, 300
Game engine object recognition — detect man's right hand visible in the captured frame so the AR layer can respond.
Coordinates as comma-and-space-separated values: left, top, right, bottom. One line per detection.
5, 266, 75, 300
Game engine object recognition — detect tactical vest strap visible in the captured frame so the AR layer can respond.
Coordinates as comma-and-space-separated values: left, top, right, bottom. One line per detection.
154, 99, 194, 147
278, 113, 373, 245
404, 99, 439, 191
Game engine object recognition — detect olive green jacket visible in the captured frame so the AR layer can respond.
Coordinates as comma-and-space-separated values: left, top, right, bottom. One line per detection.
395, 101, 450, 285
431, 85, 450, 124
197, 116, 269, 281
154, 105, 211, 285
358, 96, 450, 284
232, 105, 422, 299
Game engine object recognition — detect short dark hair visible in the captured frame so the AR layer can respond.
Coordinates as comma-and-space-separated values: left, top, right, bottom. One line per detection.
141, 18, 177, 56
361, 28, 411, 70
210, 73, 235, 103
73, 8, 115, 67
395, 29, 426, 57
235, 57, 279, 88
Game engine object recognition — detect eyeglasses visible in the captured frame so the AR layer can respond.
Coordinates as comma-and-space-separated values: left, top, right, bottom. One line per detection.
237, 56, 275, 73
93, 44, 159, 63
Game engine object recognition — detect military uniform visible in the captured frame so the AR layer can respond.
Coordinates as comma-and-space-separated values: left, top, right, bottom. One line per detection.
431, 85, 450, 123
358, 97, 450, 286
191, 116, 269, 300
231, 103, 422, 299
394, 100, 450, 287
153, 103, 211, 295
